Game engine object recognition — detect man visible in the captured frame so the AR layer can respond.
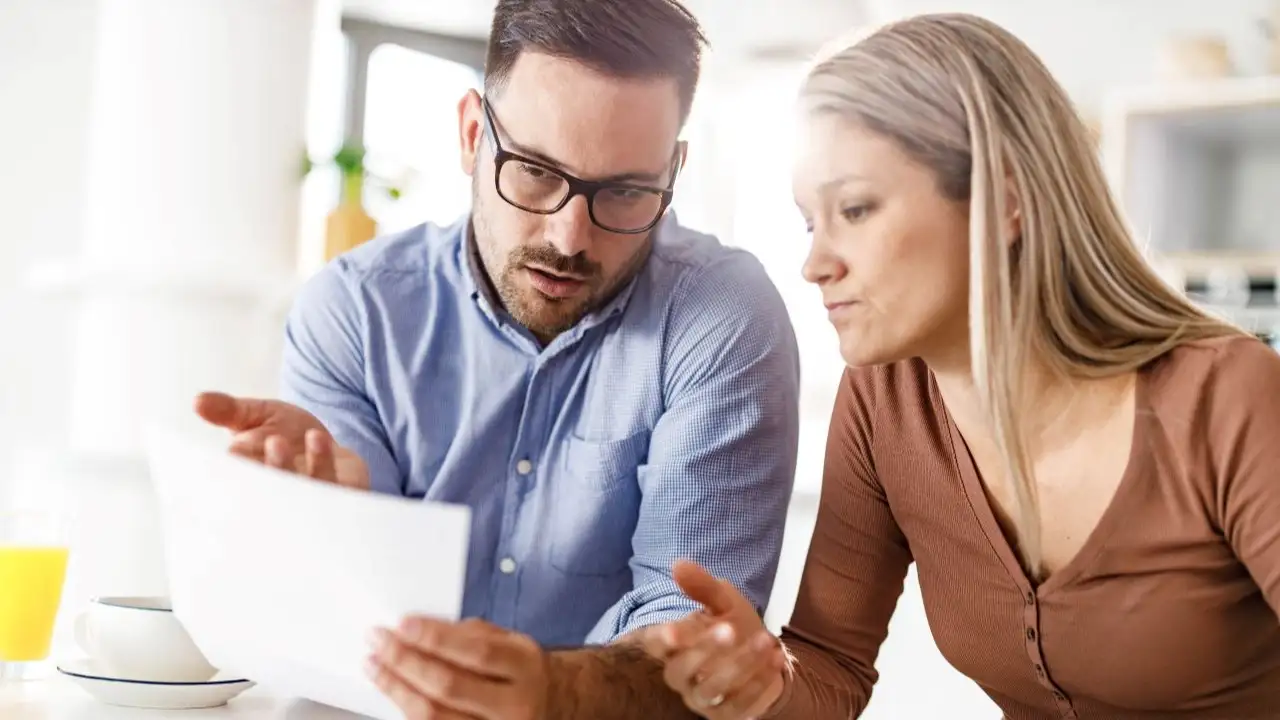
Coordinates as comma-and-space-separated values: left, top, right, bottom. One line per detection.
196, 0, 800, 717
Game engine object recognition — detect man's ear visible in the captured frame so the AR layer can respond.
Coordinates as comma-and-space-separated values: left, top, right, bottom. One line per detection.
458, 89, 484, 176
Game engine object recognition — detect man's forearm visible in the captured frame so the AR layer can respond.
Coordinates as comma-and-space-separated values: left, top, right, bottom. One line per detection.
544, 641, 697, 720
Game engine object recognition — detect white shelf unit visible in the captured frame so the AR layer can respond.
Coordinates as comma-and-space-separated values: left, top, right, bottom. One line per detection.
1102, 77, 1280, 334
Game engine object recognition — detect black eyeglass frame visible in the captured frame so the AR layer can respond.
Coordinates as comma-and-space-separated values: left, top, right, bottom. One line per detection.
480, 97, 682, 235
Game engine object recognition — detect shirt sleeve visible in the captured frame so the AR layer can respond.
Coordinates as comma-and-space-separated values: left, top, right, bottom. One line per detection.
584, 250, 801, 643
767, 367, 912, 718
278, 259, 404, 496
1212, 337, 1280, 617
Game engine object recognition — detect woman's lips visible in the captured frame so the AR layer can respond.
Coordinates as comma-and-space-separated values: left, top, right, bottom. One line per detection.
825, 300, 860, 320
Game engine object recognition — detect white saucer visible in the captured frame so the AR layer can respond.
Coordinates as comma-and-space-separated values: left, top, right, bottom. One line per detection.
57, 657, 255, 709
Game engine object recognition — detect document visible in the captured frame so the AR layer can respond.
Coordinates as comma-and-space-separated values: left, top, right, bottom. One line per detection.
145, 427, 471, 720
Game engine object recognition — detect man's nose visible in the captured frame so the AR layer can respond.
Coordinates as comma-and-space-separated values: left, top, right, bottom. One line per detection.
544, 195, 594, 258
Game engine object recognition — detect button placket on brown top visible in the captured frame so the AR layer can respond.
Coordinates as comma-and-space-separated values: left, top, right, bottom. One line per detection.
936, 374, 1151, 720
1022, 594, 1076, 715
1022, 601, 1047, 677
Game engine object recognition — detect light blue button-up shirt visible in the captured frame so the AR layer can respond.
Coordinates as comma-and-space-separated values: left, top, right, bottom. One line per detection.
279, 213, 800, 647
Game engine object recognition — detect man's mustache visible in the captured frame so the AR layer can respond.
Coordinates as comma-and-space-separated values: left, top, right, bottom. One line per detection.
511, 246, 599, 279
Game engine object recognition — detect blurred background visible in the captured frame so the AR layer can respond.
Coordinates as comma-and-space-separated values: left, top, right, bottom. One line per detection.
1, 0, 1278, 716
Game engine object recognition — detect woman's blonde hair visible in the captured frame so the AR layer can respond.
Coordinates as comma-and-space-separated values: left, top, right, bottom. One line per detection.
801, 13, 1243, 577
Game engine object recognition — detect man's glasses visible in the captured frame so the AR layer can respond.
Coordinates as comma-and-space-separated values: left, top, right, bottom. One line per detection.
481, 98, 679, 235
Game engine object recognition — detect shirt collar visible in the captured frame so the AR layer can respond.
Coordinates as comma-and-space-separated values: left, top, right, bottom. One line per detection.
460, 217, 502, 311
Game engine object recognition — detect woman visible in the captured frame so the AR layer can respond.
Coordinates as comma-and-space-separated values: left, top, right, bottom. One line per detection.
645, 12, 1280, 720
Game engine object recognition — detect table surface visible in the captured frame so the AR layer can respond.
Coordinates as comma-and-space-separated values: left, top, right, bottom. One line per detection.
0, 677, 370, 719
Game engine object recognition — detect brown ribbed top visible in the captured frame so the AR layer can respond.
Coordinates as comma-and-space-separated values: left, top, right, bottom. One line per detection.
771, 336, 1280, 719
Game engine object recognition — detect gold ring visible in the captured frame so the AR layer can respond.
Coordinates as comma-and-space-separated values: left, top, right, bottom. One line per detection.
706, 694, 725, 708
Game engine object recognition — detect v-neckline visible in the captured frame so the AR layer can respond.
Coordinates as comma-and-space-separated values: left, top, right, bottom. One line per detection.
935, 367, 1149, 595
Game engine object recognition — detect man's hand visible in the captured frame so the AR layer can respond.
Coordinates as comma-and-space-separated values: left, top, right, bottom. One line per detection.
193, 392, 370, 490
366, 617, 548, 720
643, 561, 787, 720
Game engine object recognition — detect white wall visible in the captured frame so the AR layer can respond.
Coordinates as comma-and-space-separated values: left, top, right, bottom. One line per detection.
0, 0, 99, 482
0, 0, 320, 668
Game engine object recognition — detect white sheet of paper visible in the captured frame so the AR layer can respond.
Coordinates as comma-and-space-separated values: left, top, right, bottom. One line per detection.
145, 427, 471, 720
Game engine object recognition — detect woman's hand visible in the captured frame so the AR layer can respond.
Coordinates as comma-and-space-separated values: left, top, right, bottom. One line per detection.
644, 561, 787, 719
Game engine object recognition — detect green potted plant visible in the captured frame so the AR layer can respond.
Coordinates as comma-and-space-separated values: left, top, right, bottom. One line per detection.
303, 142, 405, 261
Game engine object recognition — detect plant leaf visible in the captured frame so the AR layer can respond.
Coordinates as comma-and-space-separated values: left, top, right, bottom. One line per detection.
333, 142, 366, 175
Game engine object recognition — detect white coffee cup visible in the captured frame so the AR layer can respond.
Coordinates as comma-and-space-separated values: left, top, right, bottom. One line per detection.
74, 596, 218, 682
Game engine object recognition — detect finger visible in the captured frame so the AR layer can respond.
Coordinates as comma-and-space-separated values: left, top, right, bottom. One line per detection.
692, 631, 783, 711
673, 560, 749, 617
194, 392, 270, 432
264, 435, 294, 471
228, 430, 267, 460
715, 653, 787, 720
637, 613, 711, 660
304, 430, 338, 482
370, 629, 506, 717
365, 654, 480, 720
659, 612, 714, 653
396, 617, 534, 680
334, 448, 372, 490
663, 623, 736, 696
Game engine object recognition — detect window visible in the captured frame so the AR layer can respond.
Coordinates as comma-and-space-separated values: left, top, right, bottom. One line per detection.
668, 86, 717, 235
297, 26, 350, 275
721, 63, 844, 495
362, 44, 482, 234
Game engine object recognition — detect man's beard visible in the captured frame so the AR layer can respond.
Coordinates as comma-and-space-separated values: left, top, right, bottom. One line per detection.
470, 182, 603, 340
496, 242, 602, 339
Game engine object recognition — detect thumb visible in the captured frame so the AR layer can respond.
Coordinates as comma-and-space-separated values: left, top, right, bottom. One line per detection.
673, 560, 747, 617
194, 392, 269, 432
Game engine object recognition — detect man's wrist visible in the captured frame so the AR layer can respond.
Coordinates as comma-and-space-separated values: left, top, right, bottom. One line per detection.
539, 646, 560, 720
540, 641, 692, 720
543, 647, 594, 720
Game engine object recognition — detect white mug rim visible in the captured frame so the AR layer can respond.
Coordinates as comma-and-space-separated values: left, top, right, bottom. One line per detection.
89, 596, 174, 613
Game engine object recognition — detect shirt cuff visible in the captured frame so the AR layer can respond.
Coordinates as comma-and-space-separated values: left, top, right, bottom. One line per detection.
586, 584, 701, 644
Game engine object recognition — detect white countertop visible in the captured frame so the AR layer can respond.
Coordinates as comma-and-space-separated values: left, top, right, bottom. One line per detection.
0, 678, 367, 719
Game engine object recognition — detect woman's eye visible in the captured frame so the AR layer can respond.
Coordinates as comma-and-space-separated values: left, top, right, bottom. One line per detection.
841, 204, 871, 222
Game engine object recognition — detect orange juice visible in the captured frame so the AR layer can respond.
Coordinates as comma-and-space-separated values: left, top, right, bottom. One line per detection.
0, 546, 70, 661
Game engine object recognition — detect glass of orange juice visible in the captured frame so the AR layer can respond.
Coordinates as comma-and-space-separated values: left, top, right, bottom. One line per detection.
0, 512, 70, 681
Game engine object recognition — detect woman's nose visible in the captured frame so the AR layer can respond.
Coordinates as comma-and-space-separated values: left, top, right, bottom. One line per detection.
802, 232, 847, 286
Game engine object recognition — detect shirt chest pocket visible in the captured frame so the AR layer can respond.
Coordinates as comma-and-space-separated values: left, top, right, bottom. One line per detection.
548, 433, 647, 576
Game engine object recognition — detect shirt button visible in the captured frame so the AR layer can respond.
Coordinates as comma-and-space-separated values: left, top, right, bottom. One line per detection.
1035, 664, 1045, 677
1026, 628, 1037, 641
499, 557, 517, 574
515, 459, 533, 475
1025, 590, 1035, 605
1053, 691, 1066, 702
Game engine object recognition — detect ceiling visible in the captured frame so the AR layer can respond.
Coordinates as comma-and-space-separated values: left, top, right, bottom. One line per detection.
341, 0, 873, 58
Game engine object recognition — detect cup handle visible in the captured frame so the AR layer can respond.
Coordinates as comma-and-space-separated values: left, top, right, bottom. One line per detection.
73, 612, 92, 655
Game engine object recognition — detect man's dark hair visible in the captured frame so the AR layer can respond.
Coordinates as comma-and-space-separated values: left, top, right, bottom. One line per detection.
484, 0, 708, 124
